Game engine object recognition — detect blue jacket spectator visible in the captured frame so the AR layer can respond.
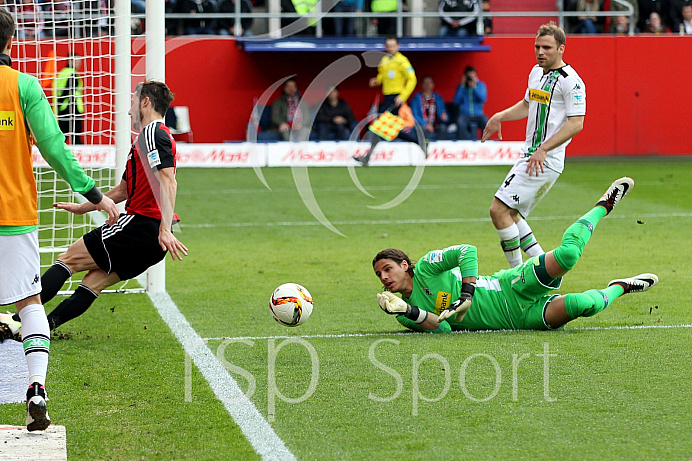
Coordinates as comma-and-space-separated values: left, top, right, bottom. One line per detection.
409, 76, 449, 141
453, 66, 487, 140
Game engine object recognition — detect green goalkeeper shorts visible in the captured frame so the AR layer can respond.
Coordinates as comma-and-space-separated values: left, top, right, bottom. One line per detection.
498, 256, 563, 330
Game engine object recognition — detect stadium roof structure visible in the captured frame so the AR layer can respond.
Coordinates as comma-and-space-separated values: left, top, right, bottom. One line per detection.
236, 36, 490, 52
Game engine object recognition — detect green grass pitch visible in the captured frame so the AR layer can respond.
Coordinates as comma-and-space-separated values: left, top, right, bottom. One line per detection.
1, 158, 691, 460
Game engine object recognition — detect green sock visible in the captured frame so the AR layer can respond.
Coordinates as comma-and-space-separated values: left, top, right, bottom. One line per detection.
564, 284, 625, 319
553, 206, 608, 271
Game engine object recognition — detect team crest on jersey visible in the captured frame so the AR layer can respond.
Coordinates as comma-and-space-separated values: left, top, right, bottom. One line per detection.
529, 89, 551, 105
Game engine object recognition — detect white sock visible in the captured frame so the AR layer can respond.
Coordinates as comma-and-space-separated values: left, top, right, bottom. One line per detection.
516, 218, 544, 257
497, 224, 522, 268
18, 304, 50, 386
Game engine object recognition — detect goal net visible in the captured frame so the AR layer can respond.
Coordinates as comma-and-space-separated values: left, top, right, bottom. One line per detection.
10, 1, 148, 294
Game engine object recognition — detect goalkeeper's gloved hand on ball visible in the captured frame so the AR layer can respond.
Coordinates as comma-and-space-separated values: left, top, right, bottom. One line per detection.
437, 282, 475, 323
377, 291, 428, 324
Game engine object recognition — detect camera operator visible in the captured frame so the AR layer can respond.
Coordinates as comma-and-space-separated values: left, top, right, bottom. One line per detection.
453, 65, 488, 140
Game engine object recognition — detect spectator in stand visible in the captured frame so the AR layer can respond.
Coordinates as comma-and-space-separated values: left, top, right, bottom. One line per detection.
370, 0, 398, 36
16, 0, 45, 39
568, 0, 604, 34
644, 11, 671, 33
677, 2, 692, 34
165, 0, 179, 35
409, 76, 449, 142
315, 86, 356, 141
281, 0, 318, 35
664, 0, 687, 31
271, 78, 310, 141
607, 0, 638, 33
637, 0, 668, 32
177, 0, 217, 35
453, 65, 487, 141
332, 0, 363, 36
218, 0, 253, 36
482, 0, 492, 34
610, 14, 640, 33
44, 0, 72, 38
132, 0, 146, 14
438, 0, 480, 37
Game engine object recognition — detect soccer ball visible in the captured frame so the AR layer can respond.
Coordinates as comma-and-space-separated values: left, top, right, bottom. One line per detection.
269, 283, 314, 327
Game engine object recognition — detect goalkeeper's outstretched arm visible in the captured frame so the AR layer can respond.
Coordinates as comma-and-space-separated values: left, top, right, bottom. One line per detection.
377, 291, 445, 331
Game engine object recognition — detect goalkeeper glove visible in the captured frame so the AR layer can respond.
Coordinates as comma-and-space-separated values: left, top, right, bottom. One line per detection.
437, 282, 475, 323
377, 292, 428, 324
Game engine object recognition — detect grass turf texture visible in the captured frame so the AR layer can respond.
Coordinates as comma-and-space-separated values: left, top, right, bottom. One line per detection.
1, 158, 691, 459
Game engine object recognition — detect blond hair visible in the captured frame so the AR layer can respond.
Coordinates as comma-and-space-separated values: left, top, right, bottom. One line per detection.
537, 22, 566, 47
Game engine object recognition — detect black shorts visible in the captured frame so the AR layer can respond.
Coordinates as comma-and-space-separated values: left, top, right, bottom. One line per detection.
83, 214, 166, 280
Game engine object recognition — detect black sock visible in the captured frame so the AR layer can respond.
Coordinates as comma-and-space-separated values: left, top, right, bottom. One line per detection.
47, 285, 98, 330
41, 261, 72, 304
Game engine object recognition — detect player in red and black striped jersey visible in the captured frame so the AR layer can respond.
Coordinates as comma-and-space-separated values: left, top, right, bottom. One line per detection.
5, 81, 187, 333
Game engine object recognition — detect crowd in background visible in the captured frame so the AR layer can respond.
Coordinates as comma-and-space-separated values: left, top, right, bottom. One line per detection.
3, 0, 692, 39
254, 65, 487, 143
565, 0, 692, 35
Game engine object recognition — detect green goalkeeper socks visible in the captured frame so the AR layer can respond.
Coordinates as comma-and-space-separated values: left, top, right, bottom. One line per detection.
553, 206, 608, 271
564, 285, 625, 319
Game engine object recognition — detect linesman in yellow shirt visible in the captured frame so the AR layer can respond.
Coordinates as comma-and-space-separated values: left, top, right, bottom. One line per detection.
355, 35, 418, 166
370, 35, 417, 113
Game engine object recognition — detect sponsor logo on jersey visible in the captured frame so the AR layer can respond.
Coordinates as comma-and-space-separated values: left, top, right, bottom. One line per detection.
423, 288, 433, 296
147, 149, 161, 168
529, 89, 551, 105
573, 83, 582, 91
435, 291, 452, 315
0, 111, 15, 130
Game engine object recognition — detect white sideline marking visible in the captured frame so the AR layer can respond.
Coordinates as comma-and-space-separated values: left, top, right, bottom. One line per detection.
0, 425, 67, 461
202, 323, 692, 342
147, 292, 296, 461
180, 212, 692, 229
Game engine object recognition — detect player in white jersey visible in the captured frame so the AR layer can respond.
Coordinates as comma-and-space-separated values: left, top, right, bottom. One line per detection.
481, 22, 586, 268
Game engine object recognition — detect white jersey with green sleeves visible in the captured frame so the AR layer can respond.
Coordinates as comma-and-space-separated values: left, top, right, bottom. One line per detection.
523, 64, 586, 174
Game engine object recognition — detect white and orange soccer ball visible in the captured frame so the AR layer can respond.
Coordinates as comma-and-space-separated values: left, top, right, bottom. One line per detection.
269, 283, 314, 327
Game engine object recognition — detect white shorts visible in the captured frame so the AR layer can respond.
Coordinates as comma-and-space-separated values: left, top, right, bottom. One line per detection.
0, 231, 42, 305
494, 159, 560, 218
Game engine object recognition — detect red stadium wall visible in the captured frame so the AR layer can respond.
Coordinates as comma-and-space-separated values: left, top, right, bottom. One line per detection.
22, 36, 689, 155
160, 35, 691, 155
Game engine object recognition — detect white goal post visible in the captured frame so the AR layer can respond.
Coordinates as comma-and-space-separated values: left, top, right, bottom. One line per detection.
12, 0, 165, 294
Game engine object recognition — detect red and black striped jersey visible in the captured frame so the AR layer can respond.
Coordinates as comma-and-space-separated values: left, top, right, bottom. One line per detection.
123, 119, 177, 221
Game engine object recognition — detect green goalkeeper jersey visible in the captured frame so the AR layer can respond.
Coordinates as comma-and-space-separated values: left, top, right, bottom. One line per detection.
398, 246, 555, 332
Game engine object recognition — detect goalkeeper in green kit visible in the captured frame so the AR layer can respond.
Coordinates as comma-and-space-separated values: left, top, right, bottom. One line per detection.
373, 177, 658, 332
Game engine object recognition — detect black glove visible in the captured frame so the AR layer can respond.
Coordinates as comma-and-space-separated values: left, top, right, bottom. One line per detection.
437, 282, 475, 323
